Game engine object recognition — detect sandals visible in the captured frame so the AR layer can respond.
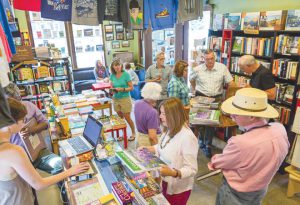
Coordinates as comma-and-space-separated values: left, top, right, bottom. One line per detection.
117, 136, 124, 141
128, 136, 136, 141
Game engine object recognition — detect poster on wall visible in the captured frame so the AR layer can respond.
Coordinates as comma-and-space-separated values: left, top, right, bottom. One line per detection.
2, 0, 18, 32
128, 0, 143, 30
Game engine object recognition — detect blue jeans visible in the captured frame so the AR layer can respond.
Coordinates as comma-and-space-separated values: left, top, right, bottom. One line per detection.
33, 149, 63, 175
199, 127, 215, 146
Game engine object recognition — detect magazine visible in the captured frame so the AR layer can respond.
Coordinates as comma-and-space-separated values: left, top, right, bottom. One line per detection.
190, 110, 221, 125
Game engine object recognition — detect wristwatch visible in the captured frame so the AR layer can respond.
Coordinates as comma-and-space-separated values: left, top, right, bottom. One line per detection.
123, 88, 126, 91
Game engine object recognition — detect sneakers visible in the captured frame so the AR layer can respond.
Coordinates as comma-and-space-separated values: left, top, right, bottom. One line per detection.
204, 147, 212, 158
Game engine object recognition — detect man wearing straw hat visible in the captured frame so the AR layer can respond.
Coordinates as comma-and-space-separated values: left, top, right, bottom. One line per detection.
208, 88, 289, 205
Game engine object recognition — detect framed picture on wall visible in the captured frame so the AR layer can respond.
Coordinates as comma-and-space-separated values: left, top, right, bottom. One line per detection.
115, 24, 124, 33
105, 33, 114, 41
104, 25, 113, 33
126, 31, 134, 40
116, 32, 124, 40
122, 41, 130, 47
112, 41, 120, 49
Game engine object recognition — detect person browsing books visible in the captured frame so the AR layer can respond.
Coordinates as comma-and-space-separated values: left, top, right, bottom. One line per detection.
134, 82, 162, 147
208, 88, 289, 205
238, 55, 276, 100
168, 60, 190, 110
141, 97, 198, 205
94, 60, 110, 82
109, 58, 136, 141
0, 98, 89, 205
146, 52, 172, 101
189, 49, 234, 158
4, 82, 63, 175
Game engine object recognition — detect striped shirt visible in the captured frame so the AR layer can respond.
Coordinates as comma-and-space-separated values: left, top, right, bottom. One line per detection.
168, 75, 190, 106
189, 62, 233, 96
146, 64, 172, 99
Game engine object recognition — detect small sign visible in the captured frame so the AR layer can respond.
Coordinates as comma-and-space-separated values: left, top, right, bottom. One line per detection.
11, 46, 34, 62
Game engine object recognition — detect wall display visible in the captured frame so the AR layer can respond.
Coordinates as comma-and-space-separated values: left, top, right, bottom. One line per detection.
76, 30, 82, 37
105, 33, 114, 41
71, 0, 99, 25
115, 24, 124, 33
243, 12, 260, 32
226, 13, 241, 30
111, 41, 120, 49
122, 40, 130, 47
129, 0, 143, 30
126, 31, 134, 40
259, 10, 287, 31
104, 25, 113, 33
95, 29, 100, 36
116, 32, 124, 40
96, 45, 103, 51
84, 29, 94, 37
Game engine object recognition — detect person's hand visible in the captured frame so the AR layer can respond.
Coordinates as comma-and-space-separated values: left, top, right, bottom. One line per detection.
155, 76, 162, 82
114, 87, 124, 92
159, 165, 176, 177
207, 162, 215, 171
20, 127, 36, 136
68, 162, 90, 176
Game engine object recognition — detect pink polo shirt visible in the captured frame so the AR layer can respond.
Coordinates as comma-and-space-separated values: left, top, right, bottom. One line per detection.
211, 122, 289, 192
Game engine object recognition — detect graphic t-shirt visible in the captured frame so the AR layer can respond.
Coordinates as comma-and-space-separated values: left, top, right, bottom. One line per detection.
144, 0, 178, 30
41, 0, 72, 21
177, 0, 203, 23
13, 0, 41, 11
72, 0, 99, 25
110, 72, 131, 99
1, 0, 18, 32
104, 0, 131, 29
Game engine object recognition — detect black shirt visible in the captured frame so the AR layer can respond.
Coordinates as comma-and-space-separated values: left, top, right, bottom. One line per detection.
250, 64, 275, 91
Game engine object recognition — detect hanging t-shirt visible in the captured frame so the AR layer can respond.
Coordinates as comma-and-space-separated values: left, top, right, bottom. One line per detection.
72, 0, 99, 26
127, 0, 143, 30
104, 0, 131, 29
1, 0, 18, 32
0, 1, 15, 55
41, 0, 72, 21
13, 0, 41, 11
144, 0, 178, 30
97, 0, 106, 24
177, 0, 203, 24
0, 24, 12, 62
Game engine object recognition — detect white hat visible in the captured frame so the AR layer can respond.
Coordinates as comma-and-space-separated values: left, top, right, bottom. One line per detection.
221, 88, 278, 118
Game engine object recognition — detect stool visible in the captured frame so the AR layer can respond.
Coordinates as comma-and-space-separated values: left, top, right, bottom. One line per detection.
285, 165, 300, 197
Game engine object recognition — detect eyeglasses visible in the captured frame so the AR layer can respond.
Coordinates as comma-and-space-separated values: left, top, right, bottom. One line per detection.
205, 57, 215, 61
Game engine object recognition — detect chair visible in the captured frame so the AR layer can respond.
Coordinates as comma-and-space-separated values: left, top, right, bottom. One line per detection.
285, 165, 300, 197
130, 69, 146, 100
73, 68, 96, 94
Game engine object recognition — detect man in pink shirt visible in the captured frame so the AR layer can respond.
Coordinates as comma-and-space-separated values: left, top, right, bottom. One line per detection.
208, 88, 289, 205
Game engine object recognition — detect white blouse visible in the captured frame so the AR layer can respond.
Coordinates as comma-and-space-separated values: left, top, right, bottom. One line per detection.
154, 125, 199, 195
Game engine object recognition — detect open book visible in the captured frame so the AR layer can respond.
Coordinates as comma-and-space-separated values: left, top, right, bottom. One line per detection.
20, 118, 48, 161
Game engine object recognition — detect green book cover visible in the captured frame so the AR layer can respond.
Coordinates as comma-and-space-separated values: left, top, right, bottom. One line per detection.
116, 151, 142, 173
232, 37, 243, 52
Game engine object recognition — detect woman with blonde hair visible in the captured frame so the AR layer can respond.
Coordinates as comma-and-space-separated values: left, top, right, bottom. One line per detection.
141, 97, 198, 205
110, 58, 136, 141
0, 98, 89, 205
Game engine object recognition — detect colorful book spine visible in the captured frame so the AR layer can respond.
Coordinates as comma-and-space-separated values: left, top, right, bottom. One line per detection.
112, 182, 133, 205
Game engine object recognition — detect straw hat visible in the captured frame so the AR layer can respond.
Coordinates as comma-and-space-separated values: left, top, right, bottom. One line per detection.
221, 88, 278, 118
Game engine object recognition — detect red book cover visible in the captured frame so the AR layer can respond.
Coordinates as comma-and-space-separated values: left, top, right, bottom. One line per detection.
111, 182, 133, 205
14, 0, 41, 11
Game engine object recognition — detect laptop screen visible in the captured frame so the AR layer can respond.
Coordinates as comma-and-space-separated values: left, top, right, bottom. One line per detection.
83, 115, 103, 147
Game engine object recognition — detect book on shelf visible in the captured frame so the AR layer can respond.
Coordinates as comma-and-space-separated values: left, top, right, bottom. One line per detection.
283, 85, 295, 104
272, 104, 291, 125
232, 37, 244, 53
259, 10, 287, 30
275, 35, 300, 55
189, 110, 221, 125
208, 36, 222, 51
225, 13, 241, 30
285, 10, 300, 31
275, 83, 288, 103
36, 66, 50, 79
212, 14, 224, 30
272, 59, 298, 79
243, 12, 260, 33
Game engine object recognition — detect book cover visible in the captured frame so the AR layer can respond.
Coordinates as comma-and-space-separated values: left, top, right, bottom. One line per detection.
111, 182, 133, 205
232, 37, 244, 53
259, 10, 287, 30
212, 14, 223, 30
116, 151, 143, 173
285, 10, 300, 30
243, 12, 260, 32
99, 193, 120, 205
227, 13, 241, 30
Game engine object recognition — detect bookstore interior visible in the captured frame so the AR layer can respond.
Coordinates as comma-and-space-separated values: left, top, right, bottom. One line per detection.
1, 0, 300, 205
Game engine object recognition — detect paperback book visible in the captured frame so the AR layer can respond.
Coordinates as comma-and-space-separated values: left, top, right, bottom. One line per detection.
111, 182, 133, 205
259, 10, 287, 30
285, 10, 300, 30
190, 110, 221, 125
243, 12, 260, 32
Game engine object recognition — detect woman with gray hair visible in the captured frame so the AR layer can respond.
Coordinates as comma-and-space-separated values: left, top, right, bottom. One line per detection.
134, 82, 162, 147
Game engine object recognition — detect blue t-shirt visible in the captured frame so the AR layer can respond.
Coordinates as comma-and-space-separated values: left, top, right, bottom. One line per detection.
110, 71, 131, 99
0, 0, 16, 54
144, 0, 178, 30
41, 0, 72, 21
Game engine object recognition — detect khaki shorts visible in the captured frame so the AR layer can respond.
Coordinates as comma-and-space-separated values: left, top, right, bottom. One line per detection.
113, 97, 132, 114
137, 132, 161, 147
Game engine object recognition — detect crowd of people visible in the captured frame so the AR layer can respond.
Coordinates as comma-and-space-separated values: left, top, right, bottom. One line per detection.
0, 49, 289, 205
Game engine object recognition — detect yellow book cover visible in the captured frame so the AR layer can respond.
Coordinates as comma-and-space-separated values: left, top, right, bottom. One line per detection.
99, 193, 120, 205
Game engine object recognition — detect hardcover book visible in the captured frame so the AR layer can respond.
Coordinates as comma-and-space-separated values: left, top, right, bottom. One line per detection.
259, 10, 287, 30
227, 13, 241, 30
243, 12, 260, 32
285, 10, 300, 30
232, 37, 244, 53
212, 14, 224, 30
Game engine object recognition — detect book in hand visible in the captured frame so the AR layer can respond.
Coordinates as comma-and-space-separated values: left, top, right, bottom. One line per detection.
190, 110, 221, 125
196, 169, 222, 181
20, 118, 47, 162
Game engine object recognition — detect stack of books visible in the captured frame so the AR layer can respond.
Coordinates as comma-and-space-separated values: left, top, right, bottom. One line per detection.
190, 110, 221, 125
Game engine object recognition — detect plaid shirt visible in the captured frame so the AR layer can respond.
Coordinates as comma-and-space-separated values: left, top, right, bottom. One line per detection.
168, 75, 190, 106
189, 62, 233, 96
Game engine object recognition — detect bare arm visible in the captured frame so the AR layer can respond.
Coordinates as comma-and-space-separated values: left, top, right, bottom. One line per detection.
10, 145, 89, 190
148, 129, 158, 145
265, 87, 276, 100
190, 79, 196, 92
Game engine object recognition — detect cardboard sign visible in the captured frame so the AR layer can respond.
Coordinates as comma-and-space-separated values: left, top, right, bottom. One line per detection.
11, 46, 34, 62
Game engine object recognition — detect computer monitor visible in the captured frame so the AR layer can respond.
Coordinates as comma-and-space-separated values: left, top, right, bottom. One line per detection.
83, 115, 103, 147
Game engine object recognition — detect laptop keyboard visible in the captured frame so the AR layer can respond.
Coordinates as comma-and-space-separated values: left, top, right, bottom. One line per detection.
68, 137, 91, 154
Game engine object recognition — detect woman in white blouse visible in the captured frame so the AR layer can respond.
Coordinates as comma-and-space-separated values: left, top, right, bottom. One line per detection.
142, 97, 199, 205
